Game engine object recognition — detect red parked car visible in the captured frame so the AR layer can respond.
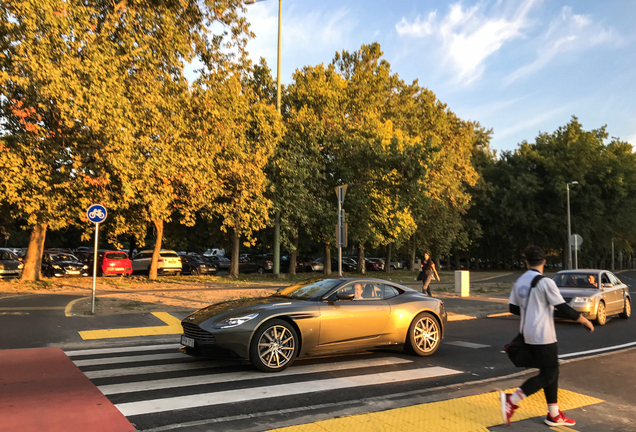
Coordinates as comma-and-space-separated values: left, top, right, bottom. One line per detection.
78, 250, 133, 276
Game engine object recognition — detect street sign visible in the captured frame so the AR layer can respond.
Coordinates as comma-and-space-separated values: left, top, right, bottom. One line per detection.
335, 185, 347, 203
87, 204, 107, 224
570, 234, 583, 250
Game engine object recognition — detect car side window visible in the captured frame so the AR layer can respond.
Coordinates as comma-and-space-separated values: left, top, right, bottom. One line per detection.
601, 273, 611, 285
384, 284, 401, 299
608, 273, 620, 285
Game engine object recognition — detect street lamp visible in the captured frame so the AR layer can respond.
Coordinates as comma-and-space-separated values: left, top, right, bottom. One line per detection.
245, 0, 282, 275
566, 181, 579, 270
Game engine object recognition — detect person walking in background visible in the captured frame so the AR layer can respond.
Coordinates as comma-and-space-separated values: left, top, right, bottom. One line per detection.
419, 252, 440, 297
501, 245, 594, 427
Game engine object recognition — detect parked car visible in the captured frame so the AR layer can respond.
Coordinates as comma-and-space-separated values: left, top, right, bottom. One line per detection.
204, 255, 230, 270
365, 258, 383, 271
181, 255, 216, 275
248, 254, 274, 274
552, 270, 631, 325
203, 248, 226, 257
280, 255, 313, 273
78, 250, 133, 276
41, 251, 89, 278
131, 250, 182, 276
309, 257, 355, 272
387, 258, 404, 271
180, 277, 446, 372
0, 248, 24, 279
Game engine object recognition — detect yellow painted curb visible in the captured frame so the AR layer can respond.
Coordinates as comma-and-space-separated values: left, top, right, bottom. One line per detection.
65, 297, 86, 317
267, 388, 603, 432
488, 312, 513, 318
447, 314, 477, 321
78, 312, 182, 340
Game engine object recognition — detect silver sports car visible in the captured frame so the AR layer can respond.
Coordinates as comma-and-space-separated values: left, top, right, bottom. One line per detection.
180, 278, 447, 372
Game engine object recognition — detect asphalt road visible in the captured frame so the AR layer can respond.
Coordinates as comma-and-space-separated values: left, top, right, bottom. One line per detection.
1, 270, 635, 432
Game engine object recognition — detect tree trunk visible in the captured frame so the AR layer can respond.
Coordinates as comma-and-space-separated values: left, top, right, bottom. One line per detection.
149, 219, 164, 280
385, 243, 392, 273
289, 235, 298, 275
229, 230, 239, 278
323, 243, 331, 275
21, 223, 48, 281
409, 240, 416, 271
128, 235, 137, 259
357, 243, 365, 273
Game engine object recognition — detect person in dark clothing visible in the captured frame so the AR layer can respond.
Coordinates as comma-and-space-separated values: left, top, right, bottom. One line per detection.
419, 252, 440, 297
500, 245, 594, 427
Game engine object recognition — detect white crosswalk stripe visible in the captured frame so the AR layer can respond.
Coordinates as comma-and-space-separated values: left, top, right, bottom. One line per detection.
65, 344, 464, 424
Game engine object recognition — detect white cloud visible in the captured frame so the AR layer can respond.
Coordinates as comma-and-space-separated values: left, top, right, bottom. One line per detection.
396, 0, 539, 85
244, 2, 355, 79
504, 6, 619, 85
496, 104, 572, 140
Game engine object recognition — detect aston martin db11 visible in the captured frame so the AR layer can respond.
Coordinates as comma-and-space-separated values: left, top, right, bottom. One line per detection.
180, 278, 446, 372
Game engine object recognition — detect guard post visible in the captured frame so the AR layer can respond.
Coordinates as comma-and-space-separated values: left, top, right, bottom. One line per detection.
86, 204, 107, 314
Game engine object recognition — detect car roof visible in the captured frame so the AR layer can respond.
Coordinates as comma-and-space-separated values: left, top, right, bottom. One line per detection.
555, 269, 606, 274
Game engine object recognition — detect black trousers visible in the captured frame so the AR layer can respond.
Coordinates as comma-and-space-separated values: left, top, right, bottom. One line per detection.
520, 343, 559, 404
422, 274, 434, 296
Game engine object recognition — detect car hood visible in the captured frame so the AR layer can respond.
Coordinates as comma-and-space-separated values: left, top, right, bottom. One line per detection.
184, 296, 304, 325
557, 287, 600, 298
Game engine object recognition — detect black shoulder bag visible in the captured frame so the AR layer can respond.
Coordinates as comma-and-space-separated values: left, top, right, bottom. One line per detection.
504, 274, 544, 368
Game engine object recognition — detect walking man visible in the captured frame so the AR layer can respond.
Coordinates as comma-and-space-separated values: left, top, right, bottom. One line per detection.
420, 252, 440, 297
501, 245, 594, 427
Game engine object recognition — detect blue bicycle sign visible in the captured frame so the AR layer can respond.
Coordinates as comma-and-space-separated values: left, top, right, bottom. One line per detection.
87, 204, 107, 223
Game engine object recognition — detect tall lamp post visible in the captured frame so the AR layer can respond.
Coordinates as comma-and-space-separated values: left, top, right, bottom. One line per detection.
566, 181, 578, 270
245, 0, 282, 276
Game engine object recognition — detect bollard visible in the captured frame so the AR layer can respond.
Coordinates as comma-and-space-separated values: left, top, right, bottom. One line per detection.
455, 270, 470, 297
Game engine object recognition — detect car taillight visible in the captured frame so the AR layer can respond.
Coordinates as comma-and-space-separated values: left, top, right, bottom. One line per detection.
158, 259, 164, 263
266, 261, 273, 265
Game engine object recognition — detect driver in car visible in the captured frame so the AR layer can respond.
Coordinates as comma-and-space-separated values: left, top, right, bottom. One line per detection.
587, 275, 598, 288
353, 283, 364, 300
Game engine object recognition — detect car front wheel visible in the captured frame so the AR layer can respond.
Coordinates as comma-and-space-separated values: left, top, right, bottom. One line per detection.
250, 319, 298, 372
619, 297, 631, 319
191, 268, 199, 276
595, 301, 607, 325
257, 266, 265, 274
406, 312, 441, 356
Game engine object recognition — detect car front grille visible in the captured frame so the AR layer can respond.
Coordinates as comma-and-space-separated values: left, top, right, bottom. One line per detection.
65, 265, 80, 271
182, 322, 216, 343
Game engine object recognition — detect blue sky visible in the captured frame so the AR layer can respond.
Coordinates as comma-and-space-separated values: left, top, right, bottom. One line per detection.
239, 0, 636, 152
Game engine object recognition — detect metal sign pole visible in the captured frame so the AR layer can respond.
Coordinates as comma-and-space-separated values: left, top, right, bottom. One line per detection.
574, 235, 578, 270
91, 222, 99, 314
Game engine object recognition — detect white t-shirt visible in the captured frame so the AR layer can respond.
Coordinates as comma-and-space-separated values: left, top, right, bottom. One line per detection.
509, 269, 566, 345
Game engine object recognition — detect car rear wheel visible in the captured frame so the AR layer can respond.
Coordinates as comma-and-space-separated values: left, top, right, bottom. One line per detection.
257, 266, 265, 274
595, 301, 607, 325
250, 319, 297, 372
405, 312, 440, 356
619, 297, 631, 319
191, 268, 199, 276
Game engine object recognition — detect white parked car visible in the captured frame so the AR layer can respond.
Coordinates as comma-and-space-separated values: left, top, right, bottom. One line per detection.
131, 250, 182, 276
203, 248, 225, 257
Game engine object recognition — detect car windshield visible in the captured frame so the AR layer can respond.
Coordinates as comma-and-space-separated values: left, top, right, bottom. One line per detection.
106, 252, 127, 260
553, 272, 599, 289
54, 254, 78, 261
274, 278, 342, 300
0, 251, 17, 260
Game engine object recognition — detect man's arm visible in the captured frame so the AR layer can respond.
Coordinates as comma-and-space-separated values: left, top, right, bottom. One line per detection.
433, 263, 440, 281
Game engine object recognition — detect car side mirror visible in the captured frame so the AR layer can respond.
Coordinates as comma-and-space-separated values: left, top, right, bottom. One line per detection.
336, 292, 355, 301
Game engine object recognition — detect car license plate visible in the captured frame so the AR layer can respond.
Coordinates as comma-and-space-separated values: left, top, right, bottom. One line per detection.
115, 267, 124, 271
67, 270, 80, 275
181, 335, 195, 348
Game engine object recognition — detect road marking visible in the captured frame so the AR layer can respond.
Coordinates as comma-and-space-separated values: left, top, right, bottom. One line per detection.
488, 312, 513, 317
447, 341, 491, 349
264, 388, 602, 432
65, 297, 86, 317
559, 341, 636, 359
474, 272, 514, 282
115, 366, 463, 416
0, 312, 29, 315
447, 314, 477, 321
99, 357, 413, 395
84, 360, 230, 379
65, 343, 180, 357
73, 352, 186, 367
0, 306, 65, 311
78, 312, 182, 340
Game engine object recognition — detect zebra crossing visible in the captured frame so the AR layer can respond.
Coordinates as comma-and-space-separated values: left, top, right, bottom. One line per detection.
65, 343, 464, 430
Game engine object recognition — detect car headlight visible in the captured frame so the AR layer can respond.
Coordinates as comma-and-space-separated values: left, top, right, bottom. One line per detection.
214, 313, 259, 329
52, 264, 62, 269
18, 263, 24, 269
82, 265, 89, 269
573, 297, 592, 303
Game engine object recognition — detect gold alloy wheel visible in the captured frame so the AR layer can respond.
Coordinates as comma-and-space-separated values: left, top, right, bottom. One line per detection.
413, 316, 440, 353
257, 325, 296, 369
596, 301, 607, 325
